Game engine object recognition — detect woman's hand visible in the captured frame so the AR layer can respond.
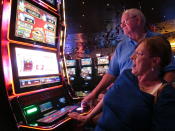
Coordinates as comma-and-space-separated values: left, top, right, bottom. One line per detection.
68, 112, 91, 126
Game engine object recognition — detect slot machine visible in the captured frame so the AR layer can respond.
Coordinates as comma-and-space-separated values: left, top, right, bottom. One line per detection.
0, 0, 83, 130
96, 56, 110, 83
79, 58, 94, 94
65, 59, 80, 91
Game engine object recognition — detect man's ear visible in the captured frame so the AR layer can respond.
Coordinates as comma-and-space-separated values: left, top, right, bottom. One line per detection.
136, 16, 142, 25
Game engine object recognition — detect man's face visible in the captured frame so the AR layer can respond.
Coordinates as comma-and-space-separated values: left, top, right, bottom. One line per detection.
120, 13, 137, 37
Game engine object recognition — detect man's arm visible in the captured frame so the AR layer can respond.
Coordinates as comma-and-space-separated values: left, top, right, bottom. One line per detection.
163, 71, 175, 82
86, 97, 104, 120
90, 73, 116, 97
82, 73, 116, 106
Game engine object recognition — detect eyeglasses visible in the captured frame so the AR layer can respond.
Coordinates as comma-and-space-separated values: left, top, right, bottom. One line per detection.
134, 51, 144, 56
131, 50, 145, 60
132, 51, 144, 58
120, 15, 137, 27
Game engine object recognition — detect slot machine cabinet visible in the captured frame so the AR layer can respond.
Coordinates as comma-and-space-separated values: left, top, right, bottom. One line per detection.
0, 1, 17, 130
95, 56, 110, 84
78, 58, 95, 94
0, 0, 83, 130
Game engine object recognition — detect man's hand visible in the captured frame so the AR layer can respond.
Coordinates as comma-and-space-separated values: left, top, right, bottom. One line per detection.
81, 92, 95, 110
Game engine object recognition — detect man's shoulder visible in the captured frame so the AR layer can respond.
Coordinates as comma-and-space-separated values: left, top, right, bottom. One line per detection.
146, 30, 161, 37
116, 36, 131, 48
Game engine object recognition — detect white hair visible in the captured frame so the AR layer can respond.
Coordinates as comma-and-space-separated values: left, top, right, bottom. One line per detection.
122, 8, 146, 26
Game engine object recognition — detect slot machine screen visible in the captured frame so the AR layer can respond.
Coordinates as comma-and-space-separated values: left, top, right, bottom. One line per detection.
97, 65, 109, 76
43, 0, 57, 9
81, 58, 92, 66
9, 0, 59, 48
66, 60, 76, 67
97, 56, 109, 65
80, 67, 92, 80
67, 68, 76, 76
39, 101, 53, 112
10, 44, 62, 94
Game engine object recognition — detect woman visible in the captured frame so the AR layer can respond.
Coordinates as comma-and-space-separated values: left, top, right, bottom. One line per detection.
95, 36, 175, 131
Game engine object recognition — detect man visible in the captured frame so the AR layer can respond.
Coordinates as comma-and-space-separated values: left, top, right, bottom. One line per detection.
81, 8, 175, 108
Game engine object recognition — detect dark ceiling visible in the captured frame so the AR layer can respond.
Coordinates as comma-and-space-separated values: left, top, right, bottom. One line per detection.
64, 0, 175, 34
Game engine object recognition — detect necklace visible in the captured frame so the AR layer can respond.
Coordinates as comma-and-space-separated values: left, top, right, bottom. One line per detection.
140, 82, 163, 96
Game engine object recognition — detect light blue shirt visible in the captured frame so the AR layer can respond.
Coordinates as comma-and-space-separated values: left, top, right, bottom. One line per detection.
108, 31, 175, 77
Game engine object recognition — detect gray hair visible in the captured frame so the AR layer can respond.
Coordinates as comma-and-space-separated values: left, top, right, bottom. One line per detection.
122, 8, 146, 26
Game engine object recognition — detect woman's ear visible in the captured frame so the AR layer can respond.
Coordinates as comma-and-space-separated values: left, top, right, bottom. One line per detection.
152, 57, 161, 67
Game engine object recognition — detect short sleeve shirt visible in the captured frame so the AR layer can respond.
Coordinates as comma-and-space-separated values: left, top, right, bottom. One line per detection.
107, 31, 175, 77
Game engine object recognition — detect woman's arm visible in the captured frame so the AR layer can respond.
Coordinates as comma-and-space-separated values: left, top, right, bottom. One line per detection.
68, 97, 104, 126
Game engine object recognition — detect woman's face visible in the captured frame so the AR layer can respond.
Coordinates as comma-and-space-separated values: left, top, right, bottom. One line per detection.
131, 43, 152, 76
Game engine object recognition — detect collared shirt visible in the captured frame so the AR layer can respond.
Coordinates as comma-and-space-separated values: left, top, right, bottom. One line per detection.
107, 31, 175, 77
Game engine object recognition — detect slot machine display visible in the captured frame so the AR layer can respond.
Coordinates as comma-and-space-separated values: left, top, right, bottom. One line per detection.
66, 59, 77, 81
66, 59, 80, 91
0, 0, 82, 130
79, 58, 94, 93
96, 56, 110, 83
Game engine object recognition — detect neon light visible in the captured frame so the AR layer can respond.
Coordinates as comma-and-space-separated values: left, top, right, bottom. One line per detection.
26, 107, 38, 115
24, 105, 38, 115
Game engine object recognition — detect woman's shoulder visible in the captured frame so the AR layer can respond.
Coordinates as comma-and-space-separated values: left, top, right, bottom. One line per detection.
153, 82, 175, 130
162, 82, 175, 93
115, 69, 137, 86
120, 69, 135, 79
157, 82, 175, 102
